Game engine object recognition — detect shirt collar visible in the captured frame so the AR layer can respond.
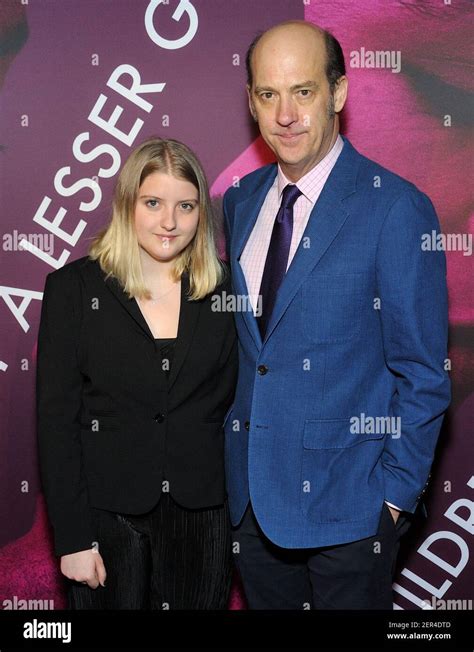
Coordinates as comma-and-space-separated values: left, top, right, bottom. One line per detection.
277, 134, 344, 203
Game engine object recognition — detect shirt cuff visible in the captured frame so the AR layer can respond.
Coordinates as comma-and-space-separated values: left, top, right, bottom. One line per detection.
385, 500, 402, 512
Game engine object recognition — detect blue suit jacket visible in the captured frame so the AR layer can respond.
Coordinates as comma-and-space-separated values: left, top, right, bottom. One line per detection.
222, 136, 450, 548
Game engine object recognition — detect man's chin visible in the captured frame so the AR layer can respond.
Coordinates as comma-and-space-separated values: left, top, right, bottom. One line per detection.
277, 154, 312, 175
274, 150, 306, 168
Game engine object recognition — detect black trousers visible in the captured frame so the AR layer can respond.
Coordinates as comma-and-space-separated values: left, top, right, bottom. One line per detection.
232, 501, 411, 609
67, 491, 232, 610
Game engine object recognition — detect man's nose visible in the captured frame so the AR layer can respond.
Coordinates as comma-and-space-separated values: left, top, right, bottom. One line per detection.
275, 95, 297, 127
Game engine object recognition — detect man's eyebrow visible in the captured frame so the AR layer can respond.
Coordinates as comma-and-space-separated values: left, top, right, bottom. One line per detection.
291, 80, 318, 91
254, 81, 318, 94
254, 85, 277, 94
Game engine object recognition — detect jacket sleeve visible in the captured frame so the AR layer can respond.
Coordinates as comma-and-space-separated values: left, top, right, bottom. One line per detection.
376, 188, 451, 512
36, 266, 97, 557
219, 266, 239, 397
222, 189, 233, 262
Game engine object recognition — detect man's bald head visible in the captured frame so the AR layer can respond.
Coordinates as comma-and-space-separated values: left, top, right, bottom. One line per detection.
244, 19, 348, 181
246, 20, 345, 93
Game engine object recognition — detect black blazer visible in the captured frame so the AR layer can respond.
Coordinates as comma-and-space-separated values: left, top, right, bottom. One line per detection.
36, 256, 238, 557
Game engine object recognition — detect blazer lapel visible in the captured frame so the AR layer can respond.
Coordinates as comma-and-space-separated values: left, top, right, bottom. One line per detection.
167, 272, 201, 390
103, 270, 155, 341
232, 165, 278, 350
102, 266, 200, 391
262, 138, 359, 344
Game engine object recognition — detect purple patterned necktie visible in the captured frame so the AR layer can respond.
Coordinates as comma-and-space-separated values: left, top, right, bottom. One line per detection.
257, 184, 302, 338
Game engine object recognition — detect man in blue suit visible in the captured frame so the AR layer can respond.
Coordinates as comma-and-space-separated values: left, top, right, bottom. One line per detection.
222, 20, 450, 609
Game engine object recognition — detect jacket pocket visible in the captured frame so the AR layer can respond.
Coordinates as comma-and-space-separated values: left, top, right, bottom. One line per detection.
303, 418, 385, 449
301, 273, 365, 344
218, 404, 234, 428
300, 418, 385, 521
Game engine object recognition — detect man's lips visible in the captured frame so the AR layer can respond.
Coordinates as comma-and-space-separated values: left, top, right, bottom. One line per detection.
274, 132, 306, 141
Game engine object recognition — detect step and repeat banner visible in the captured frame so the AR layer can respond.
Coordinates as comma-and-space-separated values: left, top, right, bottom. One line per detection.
0, 0, 472, 614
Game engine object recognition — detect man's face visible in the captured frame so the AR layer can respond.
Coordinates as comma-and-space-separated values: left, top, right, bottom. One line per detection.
248, 25, 347, 181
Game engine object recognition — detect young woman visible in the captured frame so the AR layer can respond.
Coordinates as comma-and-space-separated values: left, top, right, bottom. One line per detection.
37, 138, 238, 609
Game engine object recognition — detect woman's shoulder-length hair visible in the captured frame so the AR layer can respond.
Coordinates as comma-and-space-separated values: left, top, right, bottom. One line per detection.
88, 137, 226, 301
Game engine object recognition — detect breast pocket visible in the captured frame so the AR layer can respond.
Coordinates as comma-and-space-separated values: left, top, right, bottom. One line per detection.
301, 273, 365, 344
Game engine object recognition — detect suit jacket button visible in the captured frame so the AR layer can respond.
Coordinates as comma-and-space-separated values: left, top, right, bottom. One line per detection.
154, 413, 165, 423
257, 365, 268, 375
244, 421, 250, 431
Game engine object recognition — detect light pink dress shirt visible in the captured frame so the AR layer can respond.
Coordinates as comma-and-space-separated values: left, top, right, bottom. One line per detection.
240, 134, 344, 313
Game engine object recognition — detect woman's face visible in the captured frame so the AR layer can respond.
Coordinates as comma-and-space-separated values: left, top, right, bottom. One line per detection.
134, 171, 200, 263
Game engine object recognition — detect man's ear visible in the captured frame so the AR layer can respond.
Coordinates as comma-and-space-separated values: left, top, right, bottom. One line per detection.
333, 75, 348, 113
247, 84, 258, 122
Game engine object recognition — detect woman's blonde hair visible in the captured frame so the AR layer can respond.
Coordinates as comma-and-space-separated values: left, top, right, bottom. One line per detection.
88, 137, 225, 300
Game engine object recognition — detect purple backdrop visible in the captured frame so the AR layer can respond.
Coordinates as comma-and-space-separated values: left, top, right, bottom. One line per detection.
0, 0, 472, 612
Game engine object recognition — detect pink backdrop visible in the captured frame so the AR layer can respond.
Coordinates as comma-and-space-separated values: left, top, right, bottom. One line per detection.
0, 0, 472, 611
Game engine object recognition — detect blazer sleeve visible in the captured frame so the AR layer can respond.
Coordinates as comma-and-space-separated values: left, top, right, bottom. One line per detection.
217, 265, 239, 401
376, 188, 451, 513
222, 189, 233, 262
36, 266, 97, 557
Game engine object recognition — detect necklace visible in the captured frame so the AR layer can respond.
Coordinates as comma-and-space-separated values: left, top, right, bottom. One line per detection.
147, 283, 178, 303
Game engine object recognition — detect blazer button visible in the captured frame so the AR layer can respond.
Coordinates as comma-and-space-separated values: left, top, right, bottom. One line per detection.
420, 473, 431, 497
244, 420, 250, 431
257, 365, 268, 375
154, 413, 165, 423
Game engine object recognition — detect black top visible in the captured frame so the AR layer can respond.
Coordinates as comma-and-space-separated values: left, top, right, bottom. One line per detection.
36, 257, 238, 557
155, 337, 176, 374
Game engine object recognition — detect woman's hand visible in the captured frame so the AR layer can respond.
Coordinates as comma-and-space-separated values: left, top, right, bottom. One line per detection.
60, 549, 107, 589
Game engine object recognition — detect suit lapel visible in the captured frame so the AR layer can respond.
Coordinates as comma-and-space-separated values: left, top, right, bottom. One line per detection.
231, 166, 278, 350
263, 139, 360, 343
232, 138, 361, 348
103, 271, 155, 340
167, 273, 201, 390
102, 265, 200, 390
